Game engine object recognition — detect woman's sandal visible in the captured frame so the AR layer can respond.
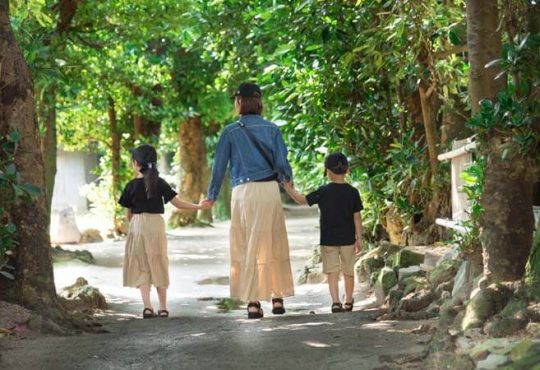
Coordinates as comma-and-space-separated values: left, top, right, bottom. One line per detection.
247, 301, 264, 319
271, 298, 286, 315
143, 308, 155, 319
157, 310, 169, 318
331, 302, 343, 313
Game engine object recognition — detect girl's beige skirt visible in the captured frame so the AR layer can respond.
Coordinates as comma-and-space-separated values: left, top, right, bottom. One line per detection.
230, 181, 294, 302
123, 213, 169, 288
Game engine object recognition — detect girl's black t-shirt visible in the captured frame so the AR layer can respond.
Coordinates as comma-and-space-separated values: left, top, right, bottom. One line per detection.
118, 177, 177, 214
305, 182, 363, 246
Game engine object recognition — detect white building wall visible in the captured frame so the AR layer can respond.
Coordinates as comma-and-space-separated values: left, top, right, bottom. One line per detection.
51, 150, 98, 212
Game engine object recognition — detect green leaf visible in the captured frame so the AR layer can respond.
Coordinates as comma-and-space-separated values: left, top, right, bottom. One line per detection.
485, 58, 502, 69
19, 183, 41, 197
8, 130, 20, 143
6, 164, 16, 175
0, 271, 15, 280
5, 223, 16, 233
448, 30, 461, 46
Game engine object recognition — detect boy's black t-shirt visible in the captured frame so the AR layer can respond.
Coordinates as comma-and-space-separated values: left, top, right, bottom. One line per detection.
306, 182, 363, 246
118, 177, 177, 214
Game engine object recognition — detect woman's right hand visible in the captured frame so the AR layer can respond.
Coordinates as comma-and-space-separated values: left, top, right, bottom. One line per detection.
200, 199, 214, 209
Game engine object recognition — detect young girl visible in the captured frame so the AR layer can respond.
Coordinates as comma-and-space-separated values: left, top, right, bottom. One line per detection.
118, 144, 208, 318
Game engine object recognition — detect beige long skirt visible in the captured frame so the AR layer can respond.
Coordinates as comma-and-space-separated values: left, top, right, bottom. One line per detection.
123, 213, 169, 288
230, 181, 295, 302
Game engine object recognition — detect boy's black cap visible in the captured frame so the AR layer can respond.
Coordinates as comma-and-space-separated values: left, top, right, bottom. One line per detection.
130, 144, 157, 165
234, 82, 262, 98
325, 152, 349, 174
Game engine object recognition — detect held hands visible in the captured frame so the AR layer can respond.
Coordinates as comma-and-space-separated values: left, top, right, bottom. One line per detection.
199, 199, 215, 210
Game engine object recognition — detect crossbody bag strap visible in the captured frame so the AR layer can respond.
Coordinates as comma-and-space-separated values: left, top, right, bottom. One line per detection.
237, 120, 276, 172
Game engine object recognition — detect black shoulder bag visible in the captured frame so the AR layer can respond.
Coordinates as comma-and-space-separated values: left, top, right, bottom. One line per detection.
237, 120, 279, 181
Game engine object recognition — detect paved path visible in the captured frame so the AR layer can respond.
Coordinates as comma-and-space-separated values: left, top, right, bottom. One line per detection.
1, 310, 432, 369
1, 209, 432, 369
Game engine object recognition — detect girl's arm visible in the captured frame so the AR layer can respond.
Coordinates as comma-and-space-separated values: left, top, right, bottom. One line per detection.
283, 182, 308, 205
354, 212, 363, 254
170, 196, 206, 210
126, 209, 133, 221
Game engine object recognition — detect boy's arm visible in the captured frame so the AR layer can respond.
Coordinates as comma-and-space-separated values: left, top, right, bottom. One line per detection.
354, 211, 363, 253
283, 181, 308, 205
126, 209, 133, 222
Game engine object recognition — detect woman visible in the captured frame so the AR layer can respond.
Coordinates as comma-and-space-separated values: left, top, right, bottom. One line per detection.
204, 82, 295, 319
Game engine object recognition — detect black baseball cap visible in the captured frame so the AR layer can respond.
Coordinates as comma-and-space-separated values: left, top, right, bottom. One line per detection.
324, 152, 349, 174
234, 82, 262, 98
130, 144, 157, 165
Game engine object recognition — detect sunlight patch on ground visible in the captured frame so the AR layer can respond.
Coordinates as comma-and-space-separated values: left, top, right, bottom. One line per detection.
361, 322, 396, 330
303, 340, 334, 348
262, 322, 334, 332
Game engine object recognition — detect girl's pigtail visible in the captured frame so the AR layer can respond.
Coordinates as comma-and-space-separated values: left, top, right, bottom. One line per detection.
142, 162, 159, 199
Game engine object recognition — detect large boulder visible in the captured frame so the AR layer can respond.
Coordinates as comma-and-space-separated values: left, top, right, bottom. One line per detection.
60, 277, 107, 310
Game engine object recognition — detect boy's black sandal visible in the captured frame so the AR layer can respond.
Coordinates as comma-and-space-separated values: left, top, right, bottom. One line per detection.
157, 309, 169, 318
344, 301, 354, 312
331, 303, 343, 313
143, 308, 155, 319
271, 298, 286, 315
247, 301, 264, 319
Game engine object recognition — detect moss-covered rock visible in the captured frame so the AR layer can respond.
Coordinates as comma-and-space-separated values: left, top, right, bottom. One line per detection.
297, 245, 326, 284
378, 267, 398, 295
428, 259, 461, 288
509, 339, 540, 367
60, 277, 107, 310
394, 248, 424, 268
399, 290, 435, 312
461, 283, 514, 331
484, 298, 529, 337
388, 289, 403, 312
52, 246, 95, 264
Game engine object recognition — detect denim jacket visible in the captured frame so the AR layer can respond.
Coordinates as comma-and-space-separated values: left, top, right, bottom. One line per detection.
207, 114, 293, 201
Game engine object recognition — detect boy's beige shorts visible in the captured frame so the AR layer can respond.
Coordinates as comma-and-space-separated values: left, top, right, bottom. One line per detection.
320, 245, 356, 276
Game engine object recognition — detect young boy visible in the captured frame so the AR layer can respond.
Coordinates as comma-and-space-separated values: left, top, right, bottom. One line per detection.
284, 152, 363, 313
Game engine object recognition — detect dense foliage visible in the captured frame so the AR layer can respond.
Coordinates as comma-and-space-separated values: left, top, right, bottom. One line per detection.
8, 1, 539, 248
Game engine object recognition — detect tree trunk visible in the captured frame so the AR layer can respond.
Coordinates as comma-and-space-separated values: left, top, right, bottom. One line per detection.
0, 0, 58, 308
40, 85, 57, 212
480, 142, 535, 281
467, 0, 535, 281
108, 95, 121, 231
466, 0, 506, 114
169, 116, 210, 227
134, 114, 144, 141
418, 83, 439, 179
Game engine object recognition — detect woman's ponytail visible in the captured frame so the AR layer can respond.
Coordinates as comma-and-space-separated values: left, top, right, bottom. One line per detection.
141, 162, 159, 199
